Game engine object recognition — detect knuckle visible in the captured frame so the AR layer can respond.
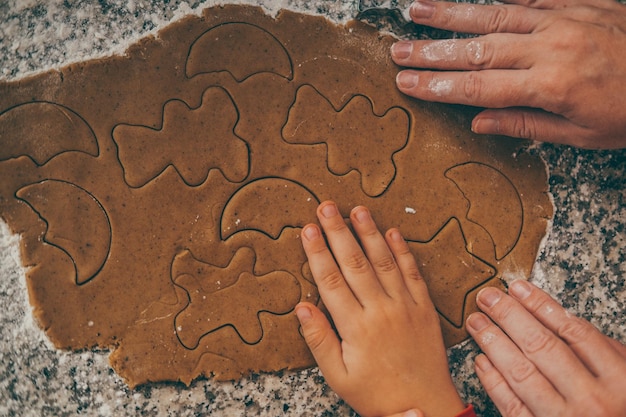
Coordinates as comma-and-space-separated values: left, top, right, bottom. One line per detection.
342, 252, 371, 273
557, 316, 594, 345
465, 39, 490, 68
373, 255, 397, 273
503, 397, 526, 417
510, 112, 538, 140
485, 6, 511, 32
463, 72, 482, 101
318, 270, 346, 291
510, 359, 538, 383
404, 264, 424, 281
523, 328, 557, 354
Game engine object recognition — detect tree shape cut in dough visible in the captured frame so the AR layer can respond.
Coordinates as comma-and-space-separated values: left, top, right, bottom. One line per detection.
445, 162, 523, 260
282, 85, 409, 196
16, 180, 111, 285
0, 102, 98, 165
408, 218, 495, 327
172, 248, 301, 349
186, 22, 293, 81
221, 177, 320, 239
113, 87, 248, 187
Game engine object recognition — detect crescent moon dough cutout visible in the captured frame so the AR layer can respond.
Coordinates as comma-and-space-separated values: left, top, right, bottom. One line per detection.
16, 180, 111, 285
0, 102, 98, 165
186, 22, 293, 81
445, 162, 523, 260
221, 178, 320, 240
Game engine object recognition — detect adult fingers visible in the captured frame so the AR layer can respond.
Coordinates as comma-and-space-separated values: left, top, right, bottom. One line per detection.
391, 34, 532, 71
507, 280, 626, 378
474, 286, 597, 401
301, 222, 361, 326
349, 206, 407, 299
407, 0, 542, 34
395, 69, 536, 109
472, 108, 595, 148
316, 201, 384, 304
466, 312, 566, 416
295, 302, 347, 381
474, 354, 534, 417
384, 228, 432, 307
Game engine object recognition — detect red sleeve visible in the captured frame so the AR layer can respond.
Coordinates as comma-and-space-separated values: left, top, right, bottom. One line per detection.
454, 404, 477, 417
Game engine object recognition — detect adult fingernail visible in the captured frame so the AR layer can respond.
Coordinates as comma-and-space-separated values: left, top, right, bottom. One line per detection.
472, 117, 499, 134
295, 304, 312, 324
353, 206, 371, 224
396, 71, 419, 89
509, 279, 532, 300
478, 287, 501, 308
410, 0, 435, 19
467, 313, 490, 331
302, 224, 320, 241
391, 41, 413, 60
474, 353, 493, 372
403, 411, 420, 417
320, 202, 338, 218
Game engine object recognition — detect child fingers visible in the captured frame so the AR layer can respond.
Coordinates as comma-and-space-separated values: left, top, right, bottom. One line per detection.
316, 201, 384, 304
349, 207, 408, 299
384, 228, 433, 307
301, 223, 361, 322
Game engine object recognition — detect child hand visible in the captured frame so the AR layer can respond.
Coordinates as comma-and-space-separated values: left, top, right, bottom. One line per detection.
295, 201, 465, 417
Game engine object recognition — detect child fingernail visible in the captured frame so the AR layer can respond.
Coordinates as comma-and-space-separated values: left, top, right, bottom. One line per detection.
302, 224, 320, 241
509, 279, 532, 300
320, 202, 338, 218
478, 287, 501, 308
295, 305, 312, 323
353, 206, 371, 224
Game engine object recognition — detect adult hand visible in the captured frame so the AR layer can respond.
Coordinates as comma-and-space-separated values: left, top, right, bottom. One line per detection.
466, 279, 626, 416
390, 0, 626, 149
295, 201, 465, 417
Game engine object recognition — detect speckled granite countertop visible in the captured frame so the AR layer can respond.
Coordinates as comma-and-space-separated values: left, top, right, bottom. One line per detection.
1, 1, 624, 416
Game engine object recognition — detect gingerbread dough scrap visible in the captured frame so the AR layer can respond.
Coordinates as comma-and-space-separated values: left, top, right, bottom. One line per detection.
0, 5, 552, 388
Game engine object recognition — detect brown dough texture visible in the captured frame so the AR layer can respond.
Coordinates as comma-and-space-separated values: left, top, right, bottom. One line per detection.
0, 5, 552, 387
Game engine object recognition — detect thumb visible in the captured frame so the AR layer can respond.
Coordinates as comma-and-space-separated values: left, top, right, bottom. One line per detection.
472, 108, 592, 148
295, 302, 345, 376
